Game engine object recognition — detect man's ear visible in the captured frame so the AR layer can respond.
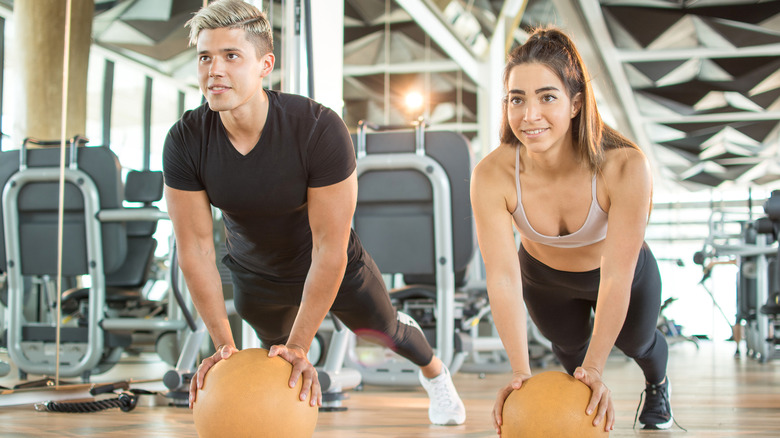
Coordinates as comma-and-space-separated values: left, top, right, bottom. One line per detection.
260, 52, 275, 78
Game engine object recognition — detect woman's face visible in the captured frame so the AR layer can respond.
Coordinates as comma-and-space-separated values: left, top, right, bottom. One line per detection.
505, 63, 581, 155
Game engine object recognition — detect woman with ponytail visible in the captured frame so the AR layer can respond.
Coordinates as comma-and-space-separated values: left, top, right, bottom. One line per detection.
471, 26, 673, 434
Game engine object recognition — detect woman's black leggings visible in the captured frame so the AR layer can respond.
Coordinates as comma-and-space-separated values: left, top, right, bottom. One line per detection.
224, 251, 434, 367
519, 242, 668, 384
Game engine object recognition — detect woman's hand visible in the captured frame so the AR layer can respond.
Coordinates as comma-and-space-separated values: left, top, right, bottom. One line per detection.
189, 344, 239, 409
269, 344, 322, 407
574, 366, 614, 432
493, 372, 533, 435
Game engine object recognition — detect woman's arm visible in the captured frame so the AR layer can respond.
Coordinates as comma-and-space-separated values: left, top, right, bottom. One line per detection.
582, 148, 653, 375
471, 159, 530, 376
471, 157, 532, 435
574, 148, 653, 431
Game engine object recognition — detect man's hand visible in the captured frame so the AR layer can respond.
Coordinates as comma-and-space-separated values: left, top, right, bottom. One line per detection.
189, 344, 239, 409
268, 344, 322, 407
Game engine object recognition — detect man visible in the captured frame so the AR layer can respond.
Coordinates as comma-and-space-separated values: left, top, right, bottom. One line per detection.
163, 0, 465, 426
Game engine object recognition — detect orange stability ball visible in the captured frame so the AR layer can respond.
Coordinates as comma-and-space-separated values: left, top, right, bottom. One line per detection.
501, 371, 609, 438
192, 348, 319, 438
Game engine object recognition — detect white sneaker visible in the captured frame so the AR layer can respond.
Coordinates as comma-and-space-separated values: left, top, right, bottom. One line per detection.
418, 365, 466, 425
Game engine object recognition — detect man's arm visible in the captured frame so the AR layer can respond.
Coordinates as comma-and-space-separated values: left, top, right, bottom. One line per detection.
165, 186, 234, 349
288, 170, 357, 350
165, 185, 238, 408
267, 170, 357, 406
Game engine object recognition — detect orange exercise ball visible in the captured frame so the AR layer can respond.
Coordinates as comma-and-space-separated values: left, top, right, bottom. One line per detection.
501, 371, 609, 438
192, 348, 318, 438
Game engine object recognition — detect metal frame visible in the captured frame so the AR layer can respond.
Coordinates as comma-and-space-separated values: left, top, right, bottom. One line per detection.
3, 166, 105, 376
2, 148, 182, 377
354, 121, 456, 368
705, 210, 779, 363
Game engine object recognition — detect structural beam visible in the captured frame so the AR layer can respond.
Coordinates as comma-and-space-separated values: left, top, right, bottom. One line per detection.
344, 59, 460, 76
645, 111, 780, 124
620, 44, 780, 62
394, 0, 480, 82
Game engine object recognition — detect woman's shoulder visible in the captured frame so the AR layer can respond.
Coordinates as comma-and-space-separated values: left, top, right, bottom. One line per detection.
472, 144, 515, 183
602, 146, 650, 180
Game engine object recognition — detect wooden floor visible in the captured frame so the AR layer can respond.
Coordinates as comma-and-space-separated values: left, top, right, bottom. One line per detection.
0, 340, 778, 437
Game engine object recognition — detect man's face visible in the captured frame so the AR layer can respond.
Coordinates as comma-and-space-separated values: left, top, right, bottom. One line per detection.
196, 27, 273, 112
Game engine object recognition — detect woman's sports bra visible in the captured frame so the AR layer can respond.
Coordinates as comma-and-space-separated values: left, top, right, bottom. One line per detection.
511, 146, 608, 248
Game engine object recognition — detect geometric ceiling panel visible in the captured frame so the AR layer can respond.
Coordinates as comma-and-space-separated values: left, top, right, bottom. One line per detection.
712, 57, 780, 91
683, 1, 780, 24
656, 143, 698, 167
603, 6, 687, 48
644, 80, 728, 107
655, 59, 716, 87
344, 0, 391, 25
696, 95, 763, 115
664, 120, 778, 142
110, 25, 192, 62
697, 59, 736, 82
752, 88, 780, 110
94, 0, 202, 62
752, 69, 780, 95
660, 132, 721, 155
692, 17, 736, 50
702, 17, 780, 48
628, 60, 687, 83
699, 126, 761, 160
344, 33, 385, 66
645, 122, 687, 143
600, 1, 780, 189
635, 90, 695, 116
623, 63, 655, 88
738, 160, 780, 186
731, 120, 780, 143
694, 91, 764, 114
703, 126, 762, 148
120, 0, 174, 21
98, 20, 157, 46
121, 17, 183, 44
680, 161, 729, 187
648, 15, 698, 49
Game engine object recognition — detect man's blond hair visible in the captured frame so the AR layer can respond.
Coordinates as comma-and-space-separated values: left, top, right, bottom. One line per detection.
186, 0, 273, 57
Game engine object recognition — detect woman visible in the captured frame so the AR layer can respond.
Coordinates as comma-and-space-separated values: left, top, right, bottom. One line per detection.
470, 26, 673, 434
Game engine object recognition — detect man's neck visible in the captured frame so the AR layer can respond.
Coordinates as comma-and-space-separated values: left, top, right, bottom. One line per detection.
220, 89, 269, 155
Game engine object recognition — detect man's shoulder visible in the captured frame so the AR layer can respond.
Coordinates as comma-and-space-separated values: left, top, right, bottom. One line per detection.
167, 102, 216, 145
177, 102, 213, 128
269, 90, 337, 122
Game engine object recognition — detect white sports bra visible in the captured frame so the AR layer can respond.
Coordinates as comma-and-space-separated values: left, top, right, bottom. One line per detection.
511, 146, 608, 248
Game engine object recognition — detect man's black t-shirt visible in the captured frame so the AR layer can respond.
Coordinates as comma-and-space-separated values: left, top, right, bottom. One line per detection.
163, 90, 361, 282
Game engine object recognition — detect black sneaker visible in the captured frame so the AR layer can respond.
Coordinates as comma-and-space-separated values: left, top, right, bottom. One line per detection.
635, 377, 673, 430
